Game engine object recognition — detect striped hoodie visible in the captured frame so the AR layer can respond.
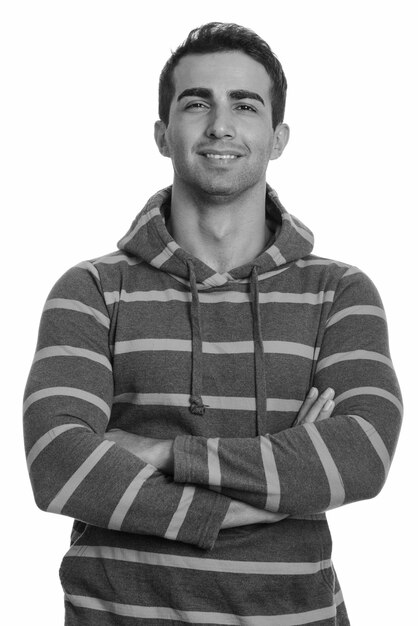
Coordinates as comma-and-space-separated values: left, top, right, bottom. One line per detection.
24, 185, 402, 625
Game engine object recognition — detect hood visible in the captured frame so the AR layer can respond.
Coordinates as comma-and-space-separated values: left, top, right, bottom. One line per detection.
117, 185, 314, 429
117, 185, 314, 288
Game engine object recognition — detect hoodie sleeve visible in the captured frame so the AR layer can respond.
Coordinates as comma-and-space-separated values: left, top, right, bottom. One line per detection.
173, 268, 403, 515
23, 263, 230, 550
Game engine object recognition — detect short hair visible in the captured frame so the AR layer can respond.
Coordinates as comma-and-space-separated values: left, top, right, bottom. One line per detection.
158, 22, 287, 129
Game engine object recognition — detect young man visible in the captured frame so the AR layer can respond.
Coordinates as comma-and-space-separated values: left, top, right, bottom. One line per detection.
24, 22, 402, 625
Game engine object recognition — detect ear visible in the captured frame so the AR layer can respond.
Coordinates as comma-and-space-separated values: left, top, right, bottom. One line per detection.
154, 120, 171, 158
270, 123, 290, 161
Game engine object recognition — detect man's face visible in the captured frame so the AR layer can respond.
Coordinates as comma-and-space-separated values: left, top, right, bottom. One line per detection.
155, 51, 288, 200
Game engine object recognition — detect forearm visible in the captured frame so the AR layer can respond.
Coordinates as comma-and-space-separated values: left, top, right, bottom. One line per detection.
173, 409, 399, 515
25, 418, 230, 549
103, 429, 288, 530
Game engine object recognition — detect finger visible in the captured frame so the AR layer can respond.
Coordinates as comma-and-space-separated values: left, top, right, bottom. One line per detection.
308, 392, 335, 423
294, 387, 318, 424
315, 399, 335, 422
302, 388, 335, 424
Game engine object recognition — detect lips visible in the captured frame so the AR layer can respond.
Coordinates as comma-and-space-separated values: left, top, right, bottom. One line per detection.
204, 154, 238, 160
198, 148, 245, 159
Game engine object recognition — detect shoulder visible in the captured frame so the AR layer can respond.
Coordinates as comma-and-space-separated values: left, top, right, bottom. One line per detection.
50, 250, 142, 293
300, 254, 377, 286
294, 255, 383, 308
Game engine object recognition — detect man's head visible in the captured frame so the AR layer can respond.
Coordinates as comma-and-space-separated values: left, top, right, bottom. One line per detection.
158, 22, 287, 130
154, 23, 290, 201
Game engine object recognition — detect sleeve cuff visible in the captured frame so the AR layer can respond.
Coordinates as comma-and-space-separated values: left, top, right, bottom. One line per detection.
191, 493, 230, 550
173, 436, 229, 550
173, 435, 209, 484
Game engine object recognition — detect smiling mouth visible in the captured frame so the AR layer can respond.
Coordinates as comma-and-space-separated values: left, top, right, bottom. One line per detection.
203, 154, 240, 160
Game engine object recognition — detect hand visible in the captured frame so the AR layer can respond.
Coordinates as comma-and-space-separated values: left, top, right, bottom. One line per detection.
292, 387, 335, 426
103, 430, 174, 473
221, 499, 288, 529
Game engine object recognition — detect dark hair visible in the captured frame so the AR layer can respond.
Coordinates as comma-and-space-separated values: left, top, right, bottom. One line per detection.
158, 22, 287, 129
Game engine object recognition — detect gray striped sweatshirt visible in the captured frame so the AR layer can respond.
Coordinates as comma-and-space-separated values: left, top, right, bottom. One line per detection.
24, 185, 402, 625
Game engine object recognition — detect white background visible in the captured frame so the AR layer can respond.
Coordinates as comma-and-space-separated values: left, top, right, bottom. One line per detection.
1, 0, 416, 623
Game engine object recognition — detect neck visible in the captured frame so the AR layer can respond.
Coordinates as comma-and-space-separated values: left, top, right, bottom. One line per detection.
167, 179, 271, 274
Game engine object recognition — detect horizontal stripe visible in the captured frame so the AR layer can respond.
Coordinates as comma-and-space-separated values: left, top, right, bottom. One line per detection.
43, 298, 110, 328
295, 259, 349, 269
64, 593, 339, 624
47, 440, 114, 514
65, 544, 332, 575
33, 345, 112, 370
334, 386, 403, 415
304, 424, 345, 509
260, 436, 281, 511
113, 393, 302, 413
114, 339, 317, 359
104, 291, 122, 305
26, 424, 87, 470
316, 349, 393, 373
164, 485, 196, 541
105, 288, 189, 305
326, 304, 386, 328
108, 464, 157, 531
103, 288, 334, 306
114, 338, 188, 354
207, 438, 222, 489
349, 414, 391, 478
23, 386, 111, 419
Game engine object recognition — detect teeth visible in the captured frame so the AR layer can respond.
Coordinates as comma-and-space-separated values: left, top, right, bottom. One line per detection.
205, 154, 238, 159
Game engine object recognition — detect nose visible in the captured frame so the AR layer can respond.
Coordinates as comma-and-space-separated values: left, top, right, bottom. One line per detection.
205, 105, 236, 139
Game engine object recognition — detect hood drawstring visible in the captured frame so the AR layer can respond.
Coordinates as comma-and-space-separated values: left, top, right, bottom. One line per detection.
186, 260, 267, 429
187, 259, 206, 415
117, 185, 314, 428
250, 266, 267, 434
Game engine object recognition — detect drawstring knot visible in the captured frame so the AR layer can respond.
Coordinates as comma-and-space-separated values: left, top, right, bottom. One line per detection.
189, 395, 206, 415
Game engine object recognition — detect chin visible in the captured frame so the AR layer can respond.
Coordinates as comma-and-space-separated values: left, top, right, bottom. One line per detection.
193, 175, 258, 200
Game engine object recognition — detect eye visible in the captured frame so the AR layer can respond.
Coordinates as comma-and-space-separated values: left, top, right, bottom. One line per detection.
185, 102, 209, 110
236, 104, 257, 112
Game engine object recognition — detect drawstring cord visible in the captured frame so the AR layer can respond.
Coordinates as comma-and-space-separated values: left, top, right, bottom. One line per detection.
250, 266, 267, 434
187, 259, 206, 415
186, 260, 267, 429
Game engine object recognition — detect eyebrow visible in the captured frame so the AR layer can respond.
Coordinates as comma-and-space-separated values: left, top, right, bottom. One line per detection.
177, 88, 265, 106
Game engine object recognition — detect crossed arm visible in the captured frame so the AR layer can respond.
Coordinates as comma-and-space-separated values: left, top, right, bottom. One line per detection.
24, 265, 335, 547
24, 264, 402, 548
104, 387, 335, 528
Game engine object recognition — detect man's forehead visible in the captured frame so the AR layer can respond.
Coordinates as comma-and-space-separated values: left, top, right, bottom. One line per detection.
172, 51, 272, 95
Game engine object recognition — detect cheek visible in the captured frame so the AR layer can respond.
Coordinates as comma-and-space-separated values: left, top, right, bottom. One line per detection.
166, 129, 191, 159
258, 135, 276, 160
